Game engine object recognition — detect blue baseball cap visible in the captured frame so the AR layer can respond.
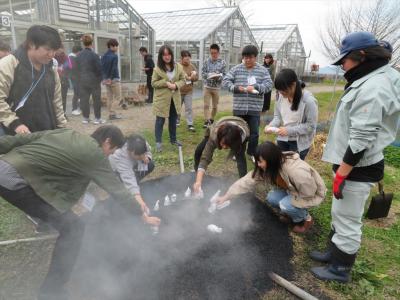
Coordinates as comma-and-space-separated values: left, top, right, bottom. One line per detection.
332, 32, 380, 65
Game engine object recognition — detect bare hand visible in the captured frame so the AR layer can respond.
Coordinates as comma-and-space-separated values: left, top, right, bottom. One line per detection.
246, 85, 254, 92
277, 127, 288, 136
15, 124, 31, 134
166, 82, 176, 90
238, 86, 245, 92
193, 181, 202, 194
264, 126, 271, 134
142, 155, 150, 164
142, 214, 161, 226
216, 195, 228, 205
139, 202, 150, 215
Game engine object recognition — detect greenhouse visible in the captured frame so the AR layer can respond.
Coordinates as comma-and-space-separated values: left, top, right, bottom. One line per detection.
0, 0, 154, 81
142, 6, 258, 73
251, 24, 306, 76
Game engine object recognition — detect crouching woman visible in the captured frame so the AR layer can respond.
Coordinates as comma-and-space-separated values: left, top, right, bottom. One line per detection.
216, 141, 326, 233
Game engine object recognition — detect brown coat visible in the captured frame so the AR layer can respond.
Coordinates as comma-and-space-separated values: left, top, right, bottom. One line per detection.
179, 62, 198, 95
225, 152, 326, 208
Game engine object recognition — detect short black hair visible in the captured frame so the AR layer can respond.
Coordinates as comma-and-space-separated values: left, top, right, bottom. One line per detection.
91, 125, 125, 148
0, 40, 11, 52
139, 47, 148, 53
242, 45, 258, 57
72, 45, 82, 54
126, 134, 147, 155
24, 25, 62, 50
216, 123, 243, 153
107, 39, 119, 48
210, 44, 220, 52
181, 50, 191, 58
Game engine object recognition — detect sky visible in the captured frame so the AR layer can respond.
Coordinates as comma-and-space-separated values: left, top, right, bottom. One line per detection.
130, 0, 342, 68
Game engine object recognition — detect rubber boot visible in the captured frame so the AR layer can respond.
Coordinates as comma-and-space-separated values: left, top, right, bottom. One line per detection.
311, 244, 355, 284
310, 229, 334, 263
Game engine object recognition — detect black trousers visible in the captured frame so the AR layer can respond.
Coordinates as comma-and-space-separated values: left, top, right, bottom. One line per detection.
80, 83, 102, 119
60, 78, 69, 113
277, 140, 309, 160
146, 75, 153, 103
0, 185, 85, 294
262, 91, 272, 112
194, 136, 247, 178
235, 114, 260, 157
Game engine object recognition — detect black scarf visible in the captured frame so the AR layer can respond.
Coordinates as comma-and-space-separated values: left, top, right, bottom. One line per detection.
344, 59, 388, 89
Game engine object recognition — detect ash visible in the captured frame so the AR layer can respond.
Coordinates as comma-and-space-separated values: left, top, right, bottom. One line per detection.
69, 173, 293, 300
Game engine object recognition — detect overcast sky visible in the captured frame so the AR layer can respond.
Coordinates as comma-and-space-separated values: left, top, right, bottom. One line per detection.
131, 0, 343, 67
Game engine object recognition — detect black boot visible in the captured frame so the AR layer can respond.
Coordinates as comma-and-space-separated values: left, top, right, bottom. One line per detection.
311, 244, 355, 284
310, 229, 334, 263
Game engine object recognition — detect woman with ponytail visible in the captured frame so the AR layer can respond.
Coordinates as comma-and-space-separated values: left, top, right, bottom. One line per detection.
264, 69, 318, 160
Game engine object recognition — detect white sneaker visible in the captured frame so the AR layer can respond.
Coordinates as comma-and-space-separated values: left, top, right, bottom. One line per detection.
93, 118, 106, 125
71, 109, 81, 116
82, 118, 90, 124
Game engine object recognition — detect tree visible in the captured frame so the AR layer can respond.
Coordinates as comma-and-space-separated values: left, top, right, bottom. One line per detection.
319, 0, 400, 66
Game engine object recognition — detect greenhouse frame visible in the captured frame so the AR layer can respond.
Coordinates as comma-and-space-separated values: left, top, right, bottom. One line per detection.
251, 24, 306, 76
143, 6, 258, 73
0, 0, 155, 81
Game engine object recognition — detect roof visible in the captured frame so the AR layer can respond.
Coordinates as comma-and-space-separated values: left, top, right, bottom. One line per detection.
142, 7, 238, 41
250, 24, 298, 53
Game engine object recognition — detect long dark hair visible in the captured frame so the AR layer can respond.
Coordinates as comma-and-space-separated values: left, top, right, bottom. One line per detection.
157, 45, 175, 73
263, 53, 274, 66
274, 68, 302, 111
253, 142, 290, 185
216, 123, 243, 153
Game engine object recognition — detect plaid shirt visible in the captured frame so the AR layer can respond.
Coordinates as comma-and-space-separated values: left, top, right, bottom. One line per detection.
201, 58, 227, 89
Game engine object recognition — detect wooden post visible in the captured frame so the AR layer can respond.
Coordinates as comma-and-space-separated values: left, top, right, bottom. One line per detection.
268, 272, 319, 300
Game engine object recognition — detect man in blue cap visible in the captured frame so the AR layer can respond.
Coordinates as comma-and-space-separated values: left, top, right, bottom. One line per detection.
310, 32, 400, 283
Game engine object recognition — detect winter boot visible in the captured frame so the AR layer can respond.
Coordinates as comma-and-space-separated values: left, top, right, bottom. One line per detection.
310, 229, 335, 263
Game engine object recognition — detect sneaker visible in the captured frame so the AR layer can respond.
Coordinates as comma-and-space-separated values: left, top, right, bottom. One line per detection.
176, 119, 181, 126
292, 216, 314, 234
109, 114, 122, 120
247, 154, 255, 163
93, 118, 106, 125
188, 125, 196, 132
82, 118, 90, 124
71, 109, 81, 116
156, 142, 162, 152
170, 140, 182, 147
203, 120, 210, 128
278, 214, 292, 224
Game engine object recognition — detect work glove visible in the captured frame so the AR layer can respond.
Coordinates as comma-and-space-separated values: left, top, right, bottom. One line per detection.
333, 173, 347, 199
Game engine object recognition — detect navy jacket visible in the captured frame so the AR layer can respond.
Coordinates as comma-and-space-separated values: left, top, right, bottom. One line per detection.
101, 49, 119, 80
76, 48, 102, 87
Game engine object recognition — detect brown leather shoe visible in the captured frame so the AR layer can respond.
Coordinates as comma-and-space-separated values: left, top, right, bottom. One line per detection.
278, 214, 291, 224
292, 217, 314, 234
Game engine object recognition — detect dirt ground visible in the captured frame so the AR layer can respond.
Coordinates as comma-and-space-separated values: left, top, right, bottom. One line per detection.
66, 84, 337, 136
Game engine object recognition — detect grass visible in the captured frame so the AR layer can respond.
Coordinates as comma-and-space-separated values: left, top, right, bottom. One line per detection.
1, 89, 399, 299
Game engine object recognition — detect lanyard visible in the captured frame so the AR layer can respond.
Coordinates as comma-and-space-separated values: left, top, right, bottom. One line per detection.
15, 62, 46, 111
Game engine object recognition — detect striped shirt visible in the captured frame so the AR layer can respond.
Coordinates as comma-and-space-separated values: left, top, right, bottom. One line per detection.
0, 159, 27, 190
222, 63, 272, 116
201, 58, 227, 89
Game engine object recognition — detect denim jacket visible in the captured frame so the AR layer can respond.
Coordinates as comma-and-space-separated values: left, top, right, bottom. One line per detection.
322, 65, 400, 167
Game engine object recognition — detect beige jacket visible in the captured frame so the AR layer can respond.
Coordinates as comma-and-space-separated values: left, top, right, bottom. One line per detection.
225, 152, 327, 208
179, 62, 198, 95
0, 54, 66, 130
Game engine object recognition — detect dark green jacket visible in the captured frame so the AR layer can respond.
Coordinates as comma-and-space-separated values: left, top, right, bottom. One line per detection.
0, 129, 140, 213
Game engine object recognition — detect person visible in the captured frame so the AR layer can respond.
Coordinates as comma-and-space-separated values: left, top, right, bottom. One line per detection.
139, 46, 155, 104
310, 32, 400, 283
216, 141, 326, 233
0, 39, 11, 59
265, 68, 318, 160
76, 33, 104, 124
109, 134, 155, 213
193, 116, 250, 194
177, 50, 198, 132
222, 44, 272, 161
101, 38, 122, 120
69, 45, 82, 116
152, 45, 185, 152
201, 43, 226, 128
54, 47, 70, 114
0, 25, 66, 136
0, 125, 160, 300
262, 53, 275, 112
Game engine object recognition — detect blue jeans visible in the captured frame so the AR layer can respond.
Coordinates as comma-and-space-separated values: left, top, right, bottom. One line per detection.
155, 100, 178, 143
277, 140, 309, 160
267, 189, 308, 223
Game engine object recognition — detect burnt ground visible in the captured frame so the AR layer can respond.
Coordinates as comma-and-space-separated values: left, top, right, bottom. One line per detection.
68, 174, 293, 300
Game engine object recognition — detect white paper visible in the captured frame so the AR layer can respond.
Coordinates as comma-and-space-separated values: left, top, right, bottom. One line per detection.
184, 187, 191, 198
153, 200, 160, 211
82, 192, 96, 211
247, 76, 257, 86
266, 126, 280, 134
208, 203, 217, 214
164, 195, 171, 206
250, 89, 259, 94
217, 200, 231, 210
171, 194, 177, 202
209, 190, 221, 203
207, 224, 223, 233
